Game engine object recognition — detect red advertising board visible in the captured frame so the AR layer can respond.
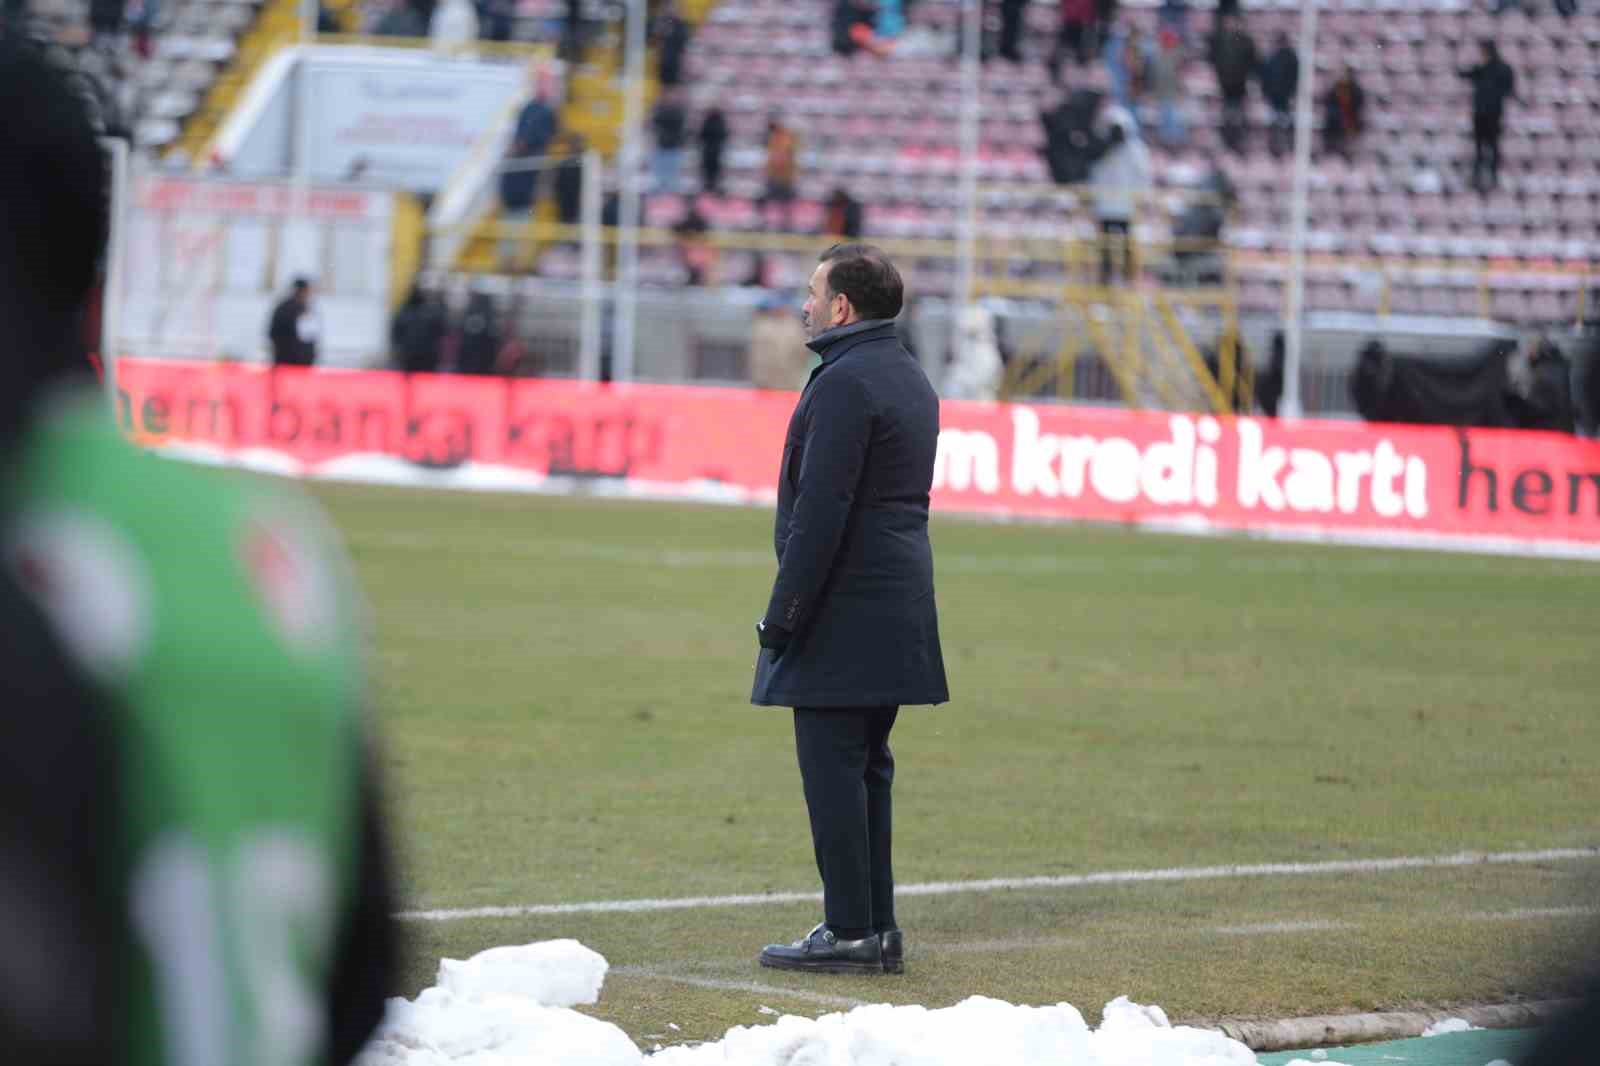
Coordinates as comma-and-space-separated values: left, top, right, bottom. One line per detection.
114, 359, 1600, 556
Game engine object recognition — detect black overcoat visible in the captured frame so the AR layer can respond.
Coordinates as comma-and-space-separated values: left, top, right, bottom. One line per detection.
751, 319, 949, 708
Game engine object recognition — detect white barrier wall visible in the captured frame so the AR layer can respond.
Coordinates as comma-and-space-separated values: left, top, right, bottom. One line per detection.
119, 175, 395, 366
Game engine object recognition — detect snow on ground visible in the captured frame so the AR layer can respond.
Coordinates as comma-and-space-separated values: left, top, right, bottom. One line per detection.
1421, 1017, 1483, 1037
354, 940, 1261, 1066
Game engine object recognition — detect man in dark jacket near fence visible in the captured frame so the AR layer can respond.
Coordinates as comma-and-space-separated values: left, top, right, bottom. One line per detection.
752, 244, 948, 976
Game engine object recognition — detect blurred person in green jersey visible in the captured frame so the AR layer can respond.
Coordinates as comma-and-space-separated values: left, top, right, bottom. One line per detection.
0, 38, 398, 1066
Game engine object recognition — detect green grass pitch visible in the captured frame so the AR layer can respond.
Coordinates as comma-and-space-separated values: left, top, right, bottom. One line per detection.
311, 481, 1600, 1049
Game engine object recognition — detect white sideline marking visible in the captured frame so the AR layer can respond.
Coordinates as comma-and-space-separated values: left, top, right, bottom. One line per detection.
1211, 920, 1354, 936
1464, 905, 1600, 922
396, 847, 1600, 922
612, 966, 871, 1010
366, 532, 1600, 579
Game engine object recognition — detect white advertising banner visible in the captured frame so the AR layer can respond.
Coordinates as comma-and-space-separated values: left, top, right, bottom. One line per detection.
303, 51, 526, 192
119, 175, 395, 367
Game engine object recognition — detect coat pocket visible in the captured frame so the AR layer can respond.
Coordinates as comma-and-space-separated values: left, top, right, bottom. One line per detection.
781, 438, 803, 486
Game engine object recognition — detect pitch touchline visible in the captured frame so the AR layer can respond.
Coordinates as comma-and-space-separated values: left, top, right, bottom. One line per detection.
396, 847, 1600, 922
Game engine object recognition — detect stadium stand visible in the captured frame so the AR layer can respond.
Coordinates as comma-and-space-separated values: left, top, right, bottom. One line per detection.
511, 0, 1596, 325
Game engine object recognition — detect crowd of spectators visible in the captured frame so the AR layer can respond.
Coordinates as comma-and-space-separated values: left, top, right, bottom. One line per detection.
388, 284, 541, 376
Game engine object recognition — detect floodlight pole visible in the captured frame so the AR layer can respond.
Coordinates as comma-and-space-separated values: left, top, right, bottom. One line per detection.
951, 0, 982, 379
1281, 0, 1319, 419
612, 0, 646, 381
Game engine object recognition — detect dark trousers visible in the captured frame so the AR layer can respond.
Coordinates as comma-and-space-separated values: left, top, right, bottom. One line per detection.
1267, 103, 1293, 158
997, 0, 1026, 60
1100, 218, 1133, 285
1220, 92, 1249, 154
793, 706, 898, 936
1473, 113, 1503, 190
700, 151, 723, 195
1051, 20, 1092, 82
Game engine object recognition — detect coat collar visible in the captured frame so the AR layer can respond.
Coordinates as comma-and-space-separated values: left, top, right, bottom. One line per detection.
805, 318, 898, 362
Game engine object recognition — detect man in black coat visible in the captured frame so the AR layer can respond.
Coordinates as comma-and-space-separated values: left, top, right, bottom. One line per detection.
268, 277, 318, 366
1460, 40, 1516, 192
1259, 31, 1298, 158
752, 244, 948, 976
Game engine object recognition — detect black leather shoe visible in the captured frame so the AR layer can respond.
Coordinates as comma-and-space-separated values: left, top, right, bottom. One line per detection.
759, 923, 882, 974
880, 928, 904, 974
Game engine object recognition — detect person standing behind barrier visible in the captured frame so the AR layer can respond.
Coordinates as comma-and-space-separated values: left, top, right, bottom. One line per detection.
1089, 104, 1150, 286
269, 277, 319, 366
0, 40, 398, 1064
747, 292, 809, 390
499, 87, 557, 271
753, 244, 948, 976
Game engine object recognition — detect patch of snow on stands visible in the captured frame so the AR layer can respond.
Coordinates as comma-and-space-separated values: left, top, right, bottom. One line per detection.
355, 940, 1259, 1066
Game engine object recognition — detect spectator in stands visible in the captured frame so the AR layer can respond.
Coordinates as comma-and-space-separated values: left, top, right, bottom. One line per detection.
1255, 331, 1286, 417
477, 0, 514, 42
1209, 15, 1257, 155
499, 87, 557, 269
373, 0, 425, 36
824, 187, 864, 239
653, 2, 691, 87
650, 89, 689, 194
89, 0, 124, 45
1172, 155, 1234, 283
699, 107, 729, 195
1507, 334, 1576, 434
430, 0, 478, 53
1052, 0, 1096, 82
268, 278, 318, 366
1259, 30, 1298, 159
455, 289, 500, 375
391, 285, 447, 374
1102, 23, 1148, 113
1321, 65, 1366, 160
1158, 0, 1189, 43
1089, 103, 1150, 285
1092, 0, 1117, 52
832, 0, 890, 57
747, 292, 809, 390
761, 115, 799, 231
673, 206, 715, 286
494, 297, 533, 376
1040, 87, 1113, 185
1147, 27, 1185, 148
1460, 40, 1516, 193
996, 0, 1027, 63
554, 135, 585, 226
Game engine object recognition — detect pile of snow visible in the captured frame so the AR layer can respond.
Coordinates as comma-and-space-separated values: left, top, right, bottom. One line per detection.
356, 940, 1262, 1066
1421, 1017, 1483, 1037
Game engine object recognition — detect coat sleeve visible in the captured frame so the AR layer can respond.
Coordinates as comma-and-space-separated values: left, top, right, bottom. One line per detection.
762, 370, 873, 635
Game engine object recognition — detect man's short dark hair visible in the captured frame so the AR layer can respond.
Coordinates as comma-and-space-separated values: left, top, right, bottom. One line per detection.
819, 243, 904, 321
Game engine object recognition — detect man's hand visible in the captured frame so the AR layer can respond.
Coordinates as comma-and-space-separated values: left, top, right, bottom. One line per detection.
756, 621, 791, 652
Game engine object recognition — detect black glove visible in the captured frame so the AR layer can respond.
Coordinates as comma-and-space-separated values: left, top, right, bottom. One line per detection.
756, 621, 791, 652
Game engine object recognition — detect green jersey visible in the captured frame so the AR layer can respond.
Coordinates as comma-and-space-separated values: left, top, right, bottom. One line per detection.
1, 392, 394, 1066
